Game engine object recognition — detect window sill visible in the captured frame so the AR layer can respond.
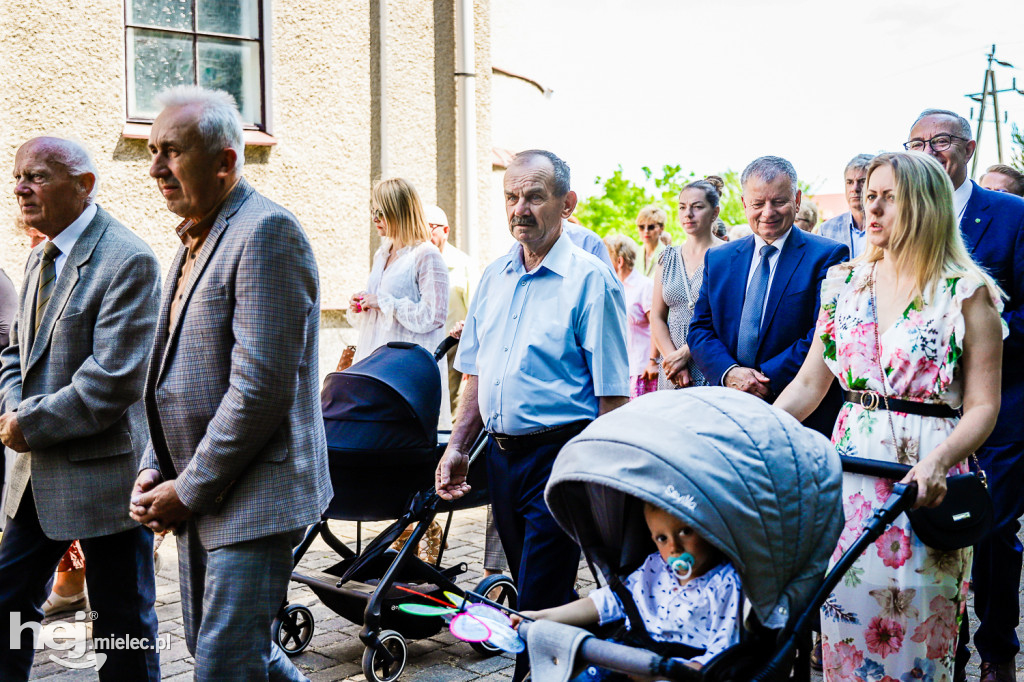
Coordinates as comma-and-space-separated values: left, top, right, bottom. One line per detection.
121, 122, 277, 146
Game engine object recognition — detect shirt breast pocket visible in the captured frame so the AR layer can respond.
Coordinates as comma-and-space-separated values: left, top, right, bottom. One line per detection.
189, 285, 232, 342
522, 325, 575, 382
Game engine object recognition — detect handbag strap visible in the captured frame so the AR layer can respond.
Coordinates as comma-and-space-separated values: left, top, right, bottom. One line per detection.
869, 265, 987, 487
869, 264, 903, 463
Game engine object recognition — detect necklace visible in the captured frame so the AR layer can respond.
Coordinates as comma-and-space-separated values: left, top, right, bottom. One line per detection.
679, 247, 700, 310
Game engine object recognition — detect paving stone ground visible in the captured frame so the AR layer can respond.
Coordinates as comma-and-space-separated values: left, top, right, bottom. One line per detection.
26, 508, 1024, 681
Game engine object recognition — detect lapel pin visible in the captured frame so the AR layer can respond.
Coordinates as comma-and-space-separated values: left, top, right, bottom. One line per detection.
975, 218, 981, 223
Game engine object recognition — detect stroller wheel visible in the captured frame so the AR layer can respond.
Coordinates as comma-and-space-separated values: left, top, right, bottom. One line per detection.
274, 603, 314, 656
362, 630, 408, 682
469, 574, 518, 656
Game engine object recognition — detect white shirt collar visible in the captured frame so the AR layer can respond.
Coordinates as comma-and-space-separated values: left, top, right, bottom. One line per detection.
952, 178, 973, 221
751, 225, 792, 257
49, 202, 97, 278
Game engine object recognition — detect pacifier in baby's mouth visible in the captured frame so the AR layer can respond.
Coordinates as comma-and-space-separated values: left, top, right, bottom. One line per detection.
668, 553, 695, 580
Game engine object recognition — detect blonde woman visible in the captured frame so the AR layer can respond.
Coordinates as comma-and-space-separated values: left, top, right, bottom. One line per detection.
775, 152, 1005, 681
636, 205, 667, 278
650, 177, 726, 389
349, 178, 450, 563
348, 177, 451, 421
603, 234, 656, 398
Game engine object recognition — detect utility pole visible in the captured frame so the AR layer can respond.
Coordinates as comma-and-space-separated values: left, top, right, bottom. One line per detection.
966, 45, 1023, 179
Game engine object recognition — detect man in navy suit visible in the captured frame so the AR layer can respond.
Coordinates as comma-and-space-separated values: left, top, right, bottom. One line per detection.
688, 156, 849, 437
907, 109, 1024, 682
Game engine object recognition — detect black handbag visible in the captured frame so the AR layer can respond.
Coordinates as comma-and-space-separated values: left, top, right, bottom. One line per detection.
869, 266, 994, 551
905, 467, 993, 551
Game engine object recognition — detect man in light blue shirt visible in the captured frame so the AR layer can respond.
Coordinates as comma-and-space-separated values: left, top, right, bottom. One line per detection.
564, 218, 615, 269
817, 153, 874, 258
436, 149, 628, 681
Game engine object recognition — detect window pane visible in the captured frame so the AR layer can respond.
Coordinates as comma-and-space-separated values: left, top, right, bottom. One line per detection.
127, 0, 192, 31
127, 28, 195, 119
197, 0, 259, 38
197, 37, 261, 125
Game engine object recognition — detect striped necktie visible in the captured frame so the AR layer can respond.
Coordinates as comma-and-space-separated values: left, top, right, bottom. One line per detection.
736, 243, 777, 367
35, 241, 62, 334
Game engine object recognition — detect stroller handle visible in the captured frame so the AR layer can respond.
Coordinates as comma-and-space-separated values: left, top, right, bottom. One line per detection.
517, 621, 703, 682
840, 455, 914, 480
750, 459, 920, 681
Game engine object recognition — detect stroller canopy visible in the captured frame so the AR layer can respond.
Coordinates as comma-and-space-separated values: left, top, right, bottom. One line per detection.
321, 341, 441, 452
546, 387, 843, 630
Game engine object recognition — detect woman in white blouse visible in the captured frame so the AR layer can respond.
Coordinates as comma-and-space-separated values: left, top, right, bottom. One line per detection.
347, 177, 451, 425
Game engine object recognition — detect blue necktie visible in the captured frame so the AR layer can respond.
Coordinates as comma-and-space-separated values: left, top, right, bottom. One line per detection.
737, 244, 777, 367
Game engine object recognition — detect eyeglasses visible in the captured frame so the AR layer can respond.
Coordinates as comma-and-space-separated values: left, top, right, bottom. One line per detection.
637, 224, 662, 231
370, 208, 384, 221
903, 134, 968, 153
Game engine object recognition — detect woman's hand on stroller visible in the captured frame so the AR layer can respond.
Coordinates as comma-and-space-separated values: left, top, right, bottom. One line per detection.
900, 454, 950, 509
448, 320, 465, 340
435, 448, 471, 500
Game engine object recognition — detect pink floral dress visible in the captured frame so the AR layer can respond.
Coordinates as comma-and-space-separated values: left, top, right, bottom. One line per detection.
816, 262, 1004, 682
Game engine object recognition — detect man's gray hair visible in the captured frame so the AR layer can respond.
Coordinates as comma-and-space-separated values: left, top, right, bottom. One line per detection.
911, 108, 973, 140
155, 85, 245, 170
38, 137, 100, 202
511, 149, 571, 196
845, 153, 875, 175
741, 155, 798, 195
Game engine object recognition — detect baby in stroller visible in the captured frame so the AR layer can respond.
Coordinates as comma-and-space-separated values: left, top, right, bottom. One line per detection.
515, 386, 847, 682
517, 501, 741, 677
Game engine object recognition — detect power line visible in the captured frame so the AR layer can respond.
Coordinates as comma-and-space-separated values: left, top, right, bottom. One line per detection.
966, 44, 1024, 177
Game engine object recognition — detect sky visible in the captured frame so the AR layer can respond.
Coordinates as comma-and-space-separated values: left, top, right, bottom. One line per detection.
490, 0, 1024, 200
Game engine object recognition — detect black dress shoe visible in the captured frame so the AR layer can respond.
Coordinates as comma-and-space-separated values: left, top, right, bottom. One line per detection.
981, 660, 1017, 682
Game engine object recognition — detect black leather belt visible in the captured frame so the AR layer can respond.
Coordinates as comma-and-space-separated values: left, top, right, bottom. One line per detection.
844, 390, 958, 419
489, 420, 591, 452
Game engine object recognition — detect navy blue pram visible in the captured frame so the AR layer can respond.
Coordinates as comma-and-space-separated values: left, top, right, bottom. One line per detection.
274, 340, 513, 682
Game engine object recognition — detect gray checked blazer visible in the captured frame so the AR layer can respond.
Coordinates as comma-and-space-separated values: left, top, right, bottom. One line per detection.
0, 206, 161, 540
141, 179, 332, 550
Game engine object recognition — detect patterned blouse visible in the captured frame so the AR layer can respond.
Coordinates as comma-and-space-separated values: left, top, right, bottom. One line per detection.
588, 554, 741, 666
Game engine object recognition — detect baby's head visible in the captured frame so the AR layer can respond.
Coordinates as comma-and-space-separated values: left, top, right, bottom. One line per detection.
643, 502, 723, 581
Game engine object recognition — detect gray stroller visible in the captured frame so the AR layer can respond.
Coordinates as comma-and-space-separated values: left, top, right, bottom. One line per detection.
519, 387, 919, 681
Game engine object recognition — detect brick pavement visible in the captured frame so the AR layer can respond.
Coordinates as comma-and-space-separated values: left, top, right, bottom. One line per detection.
26, 507, 1024, 681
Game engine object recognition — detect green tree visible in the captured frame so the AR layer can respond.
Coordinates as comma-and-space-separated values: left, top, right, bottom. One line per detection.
573, 166, 657, 239
1012, 124, 1024, 171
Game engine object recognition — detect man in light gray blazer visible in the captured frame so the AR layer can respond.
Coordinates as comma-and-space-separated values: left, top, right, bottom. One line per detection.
129, 86, 331, 681
0, 137, 161, 680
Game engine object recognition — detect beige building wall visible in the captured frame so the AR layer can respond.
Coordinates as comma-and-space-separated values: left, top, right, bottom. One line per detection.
0, 0, 493, 382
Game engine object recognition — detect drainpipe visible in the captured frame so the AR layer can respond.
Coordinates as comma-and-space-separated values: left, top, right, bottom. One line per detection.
379, 0, 390, 178
455, 0, 477, 259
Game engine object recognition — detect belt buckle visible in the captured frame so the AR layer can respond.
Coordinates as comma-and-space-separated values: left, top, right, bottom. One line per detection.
859, 391, 880, 411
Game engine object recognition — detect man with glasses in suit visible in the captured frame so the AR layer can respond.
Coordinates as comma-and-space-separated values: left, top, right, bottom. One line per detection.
907, 108, 1024, 682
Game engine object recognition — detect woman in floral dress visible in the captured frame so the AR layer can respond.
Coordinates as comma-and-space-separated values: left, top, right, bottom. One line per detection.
775, 152, 1005, 681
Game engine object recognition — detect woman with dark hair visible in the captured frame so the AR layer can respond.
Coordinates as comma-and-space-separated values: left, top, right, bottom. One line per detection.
776, 152, 1005, 681
650, 177, 726, 389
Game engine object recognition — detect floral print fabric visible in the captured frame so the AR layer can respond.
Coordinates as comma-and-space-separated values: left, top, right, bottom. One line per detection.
815, 263, 1004, 682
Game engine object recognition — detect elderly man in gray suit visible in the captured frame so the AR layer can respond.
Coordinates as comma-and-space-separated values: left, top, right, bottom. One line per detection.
0, 137, 161, 680
128, 86, 331, 681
